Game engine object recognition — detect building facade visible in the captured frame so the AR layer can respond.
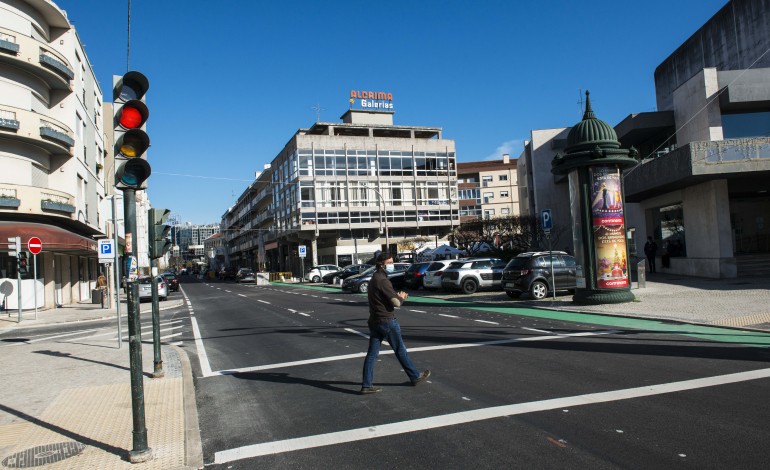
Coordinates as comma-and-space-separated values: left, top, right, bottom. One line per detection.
0, 0, 108, 309
457, 154, 520, 222
521, 0, 770, 278
223, 104, 459, 274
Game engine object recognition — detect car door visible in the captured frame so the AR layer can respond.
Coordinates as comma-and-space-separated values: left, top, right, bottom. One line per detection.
558, 255, 577, 290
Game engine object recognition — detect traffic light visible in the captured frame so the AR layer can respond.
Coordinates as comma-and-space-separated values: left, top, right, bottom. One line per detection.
148, 208, 172, 259
113, 71, 151, 190
18, 252, 28, 274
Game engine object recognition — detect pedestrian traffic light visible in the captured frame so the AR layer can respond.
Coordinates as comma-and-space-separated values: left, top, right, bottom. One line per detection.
148, 208, 172, 259
18, 252, 28, 274
113, 71, 151, 190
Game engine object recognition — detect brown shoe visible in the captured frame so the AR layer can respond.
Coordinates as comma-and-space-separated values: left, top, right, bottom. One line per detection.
412, 370, 431, 386
359, 387, 382, 395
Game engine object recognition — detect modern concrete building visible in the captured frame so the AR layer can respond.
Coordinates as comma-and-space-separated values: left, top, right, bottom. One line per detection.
172, 222, 219, 267
457, 154, 520, 222
521, 0, 770, 278
0, 0, 108, 309
223, 99, 459, 274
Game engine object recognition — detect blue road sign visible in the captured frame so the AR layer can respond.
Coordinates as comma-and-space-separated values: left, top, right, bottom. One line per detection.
541, 209, 553, 231
298, 245, 307, 258
99, 240, 115, 260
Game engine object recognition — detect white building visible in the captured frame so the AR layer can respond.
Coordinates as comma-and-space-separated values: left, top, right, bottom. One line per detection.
0, 0, 108, 308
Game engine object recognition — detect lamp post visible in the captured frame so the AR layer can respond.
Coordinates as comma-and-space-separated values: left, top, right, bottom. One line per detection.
360, 183, 389, 250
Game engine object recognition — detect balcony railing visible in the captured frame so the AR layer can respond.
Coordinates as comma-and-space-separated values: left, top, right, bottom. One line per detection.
39, 51, 74, 80
0, 38, 19, 54
40, 120, 75, 147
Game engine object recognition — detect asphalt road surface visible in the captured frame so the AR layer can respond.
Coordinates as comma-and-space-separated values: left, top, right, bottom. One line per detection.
184, 277, 770, 468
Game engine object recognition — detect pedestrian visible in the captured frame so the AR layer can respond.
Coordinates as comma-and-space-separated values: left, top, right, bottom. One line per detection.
360, 252, 430, 395
96, 272, 108, 307
644, 236, 658, 273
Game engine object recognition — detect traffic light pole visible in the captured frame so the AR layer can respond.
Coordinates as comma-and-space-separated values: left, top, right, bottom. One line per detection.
150, 258, 164, 378
123, 188, 152, 463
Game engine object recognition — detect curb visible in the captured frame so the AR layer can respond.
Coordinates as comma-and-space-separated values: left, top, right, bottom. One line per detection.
171, 344, 204, 469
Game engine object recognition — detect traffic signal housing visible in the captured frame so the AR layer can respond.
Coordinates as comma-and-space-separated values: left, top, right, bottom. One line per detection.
113, 71, 151, 190
18, 251, 28, 274
148, 208, 172, 259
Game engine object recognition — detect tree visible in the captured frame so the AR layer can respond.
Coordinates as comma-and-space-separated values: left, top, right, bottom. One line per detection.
450, 214, 568, 259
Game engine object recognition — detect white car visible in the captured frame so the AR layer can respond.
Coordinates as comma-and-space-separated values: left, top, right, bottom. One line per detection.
422, 260, 455, 291
306, 264, 341, 283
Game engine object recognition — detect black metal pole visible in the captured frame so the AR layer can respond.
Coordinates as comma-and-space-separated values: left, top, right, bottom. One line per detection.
124, 188, 152, 462
151, 258, 164, 378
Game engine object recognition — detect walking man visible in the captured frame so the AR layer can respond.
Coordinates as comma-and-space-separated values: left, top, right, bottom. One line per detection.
644, 236, 658, 273
360, 252, 430, 394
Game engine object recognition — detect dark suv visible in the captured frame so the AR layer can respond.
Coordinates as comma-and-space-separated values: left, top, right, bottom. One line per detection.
501, 251, 577, 300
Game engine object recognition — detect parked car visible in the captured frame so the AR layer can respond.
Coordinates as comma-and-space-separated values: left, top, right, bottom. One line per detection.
236, 268, 256, 283
441, 257, 507, 294
162, 273, 179, 292
501, 251, 577, 300
138, 275, 168, 301
341, 263, 410, 293
422, 259, 456, 291
306, 264, 341, 283
218, 266, 238, 280
322, 264, 372, 284
403, 262, 433, 290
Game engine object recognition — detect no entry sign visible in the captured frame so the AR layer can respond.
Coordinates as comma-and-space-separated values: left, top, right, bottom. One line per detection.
27, 237, 42, 255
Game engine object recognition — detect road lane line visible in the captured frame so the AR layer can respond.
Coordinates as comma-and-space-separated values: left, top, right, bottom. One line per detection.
439, 314, 459, 318
409, 310, 426, 313
474, 320, 499, 325
190, 316, 213, 377
208, 330, 618, 376
258, 300, 270, 305
214, 367, 770, 463
522, 327, 552, 334
160, 332, 183, 340
238, 294, 247, 297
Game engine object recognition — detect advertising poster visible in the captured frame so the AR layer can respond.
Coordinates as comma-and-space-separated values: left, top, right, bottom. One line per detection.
590, 166, 629, 289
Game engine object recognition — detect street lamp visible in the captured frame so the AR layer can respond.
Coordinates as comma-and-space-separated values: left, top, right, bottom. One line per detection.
360, 182, 389, 250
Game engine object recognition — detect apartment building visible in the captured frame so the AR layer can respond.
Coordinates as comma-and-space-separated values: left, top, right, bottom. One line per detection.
457, 154, 519, 222
0, 0, 107, 309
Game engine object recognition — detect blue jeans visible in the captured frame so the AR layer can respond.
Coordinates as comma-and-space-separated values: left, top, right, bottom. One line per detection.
362, 318, 420, 388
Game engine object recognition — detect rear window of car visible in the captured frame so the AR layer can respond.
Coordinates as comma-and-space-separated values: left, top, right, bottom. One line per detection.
447, 261, 465, 270
427, 262, 450, 271
138, 276, 152, 283
505, 257, 529, 269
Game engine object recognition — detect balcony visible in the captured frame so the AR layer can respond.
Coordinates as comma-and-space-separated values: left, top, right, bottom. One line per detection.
0, 106, 74, 156
0, 28, 72, 90
0, 185, 75, 219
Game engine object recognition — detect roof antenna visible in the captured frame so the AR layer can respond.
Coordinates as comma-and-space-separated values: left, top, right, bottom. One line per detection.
311, 103, 325, 122
577, 88, 584, 117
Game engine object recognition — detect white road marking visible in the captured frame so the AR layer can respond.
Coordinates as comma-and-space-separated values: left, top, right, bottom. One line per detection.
225, 290, 232, 293
17, 328, 101, 344
238, 294, 247, 298
344, 328, 370, 340
258, 300, 270, 305
207, 330, 617, 376
214, 367, 770, 463
409, 310, 426, 313
474, 320, 499, 325
190, 316, 213, 377
523, 327, 552, 334
439, 314, 459, 318
160, 332, 183, 340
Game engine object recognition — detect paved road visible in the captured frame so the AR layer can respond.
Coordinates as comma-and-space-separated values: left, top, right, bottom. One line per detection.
182, 279, 770, 469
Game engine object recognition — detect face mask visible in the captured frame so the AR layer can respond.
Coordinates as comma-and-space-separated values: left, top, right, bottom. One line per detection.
385, 264, 395, 273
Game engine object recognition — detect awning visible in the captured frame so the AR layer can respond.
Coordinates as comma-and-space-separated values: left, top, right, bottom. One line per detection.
0, 221, 97, 255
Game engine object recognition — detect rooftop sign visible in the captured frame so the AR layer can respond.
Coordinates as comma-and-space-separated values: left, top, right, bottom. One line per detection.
349, 90, 394, 111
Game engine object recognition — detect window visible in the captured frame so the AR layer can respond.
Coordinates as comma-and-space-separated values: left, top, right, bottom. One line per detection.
499, 174, 508, 181
500, 191, 509, 198
483, 192, 493, 200
722, 111, 770, 138
501, 207, 510, 215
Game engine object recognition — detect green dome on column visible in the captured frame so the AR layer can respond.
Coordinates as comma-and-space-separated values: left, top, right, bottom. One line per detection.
552, 91, 638, 175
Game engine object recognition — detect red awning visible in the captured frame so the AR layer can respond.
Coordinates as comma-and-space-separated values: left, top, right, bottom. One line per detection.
0, 221, 97, 255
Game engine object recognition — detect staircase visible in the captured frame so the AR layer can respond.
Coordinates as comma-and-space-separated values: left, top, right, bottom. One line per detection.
736, 253, 770, 277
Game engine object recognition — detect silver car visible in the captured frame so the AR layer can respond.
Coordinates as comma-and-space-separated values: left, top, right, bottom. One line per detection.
306, 264, 341, 283
422, 259, 455, 291
440, 257, 506, 294
138, 275, 168, 301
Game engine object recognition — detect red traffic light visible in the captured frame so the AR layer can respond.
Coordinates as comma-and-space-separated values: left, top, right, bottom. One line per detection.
116, 100, 149, 130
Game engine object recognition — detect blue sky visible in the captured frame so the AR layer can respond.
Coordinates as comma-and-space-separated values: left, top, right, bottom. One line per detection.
56, 0, 728, 225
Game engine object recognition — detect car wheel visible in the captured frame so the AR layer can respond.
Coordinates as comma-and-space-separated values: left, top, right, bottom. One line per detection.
506, 291, 521, 299
358, 283, 368, 293
461, 278, 478, 294
530, 281, 548, 300
312, 275, 321, 283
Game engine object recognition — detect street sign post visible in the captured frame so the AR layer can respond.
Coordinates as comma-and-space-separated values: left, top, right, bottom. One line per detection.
541, 209, 555, 300
298, 245, 307, 282
27, 237, 42, 255
541, 209, 553, 232
99, 239, 115, 262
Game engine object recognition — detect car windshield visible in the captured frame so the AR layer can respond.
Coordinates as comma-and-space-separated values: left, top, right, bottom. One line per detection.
138, 277, 153, 284
361, 266, 376, 275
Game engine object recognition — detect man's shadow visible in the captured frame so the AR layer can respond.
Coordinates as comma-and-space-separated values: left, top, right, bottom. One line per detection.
232, 372, 408, 395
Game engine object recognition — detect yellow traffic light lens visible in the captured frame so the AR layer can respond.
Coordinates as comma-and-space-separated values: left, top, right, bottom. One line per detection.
120, 144, 137, 157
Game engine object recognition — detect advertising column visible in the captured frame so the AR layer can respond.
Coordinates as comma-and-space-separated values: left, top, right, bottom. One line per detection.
590, 166, 629, 289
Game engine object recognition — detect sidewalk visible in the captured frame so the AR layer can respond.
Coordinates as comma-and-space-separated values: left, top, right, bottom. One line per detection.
0, 297, 202, 469
0, 274, 768, 468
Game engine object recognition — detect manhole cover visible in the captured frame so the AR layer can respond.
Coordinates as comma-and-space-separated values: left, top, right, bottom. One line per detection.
2, 442, 86, 468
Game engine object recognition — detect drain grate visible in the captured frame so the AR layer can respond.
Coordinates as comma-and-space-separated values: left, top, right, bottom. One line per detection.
2, 442, 85, 468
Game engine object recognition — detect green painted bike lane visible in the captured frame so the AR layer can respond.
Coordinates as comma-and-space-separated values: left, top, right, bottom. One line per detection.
276, 283, 770, 348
